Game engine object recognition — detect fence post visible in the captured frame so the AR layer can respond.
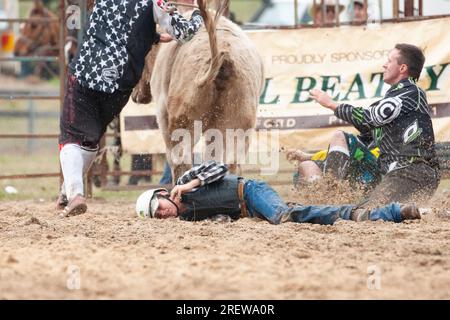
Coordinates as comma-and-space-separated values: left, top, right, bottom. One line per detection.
79, 0, 87, 45
27, 99, 36, 153
335, 0, 340, 27
405, 0, 414, 17
58, 0, 66, 190
99, 135, 108, 187
393, 0, 400, 18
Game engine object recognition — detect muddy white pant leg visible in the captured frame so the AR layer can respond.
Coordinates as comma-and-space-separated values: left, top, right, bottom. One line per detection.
60, 144, 83, 201
60, 144, 97, 201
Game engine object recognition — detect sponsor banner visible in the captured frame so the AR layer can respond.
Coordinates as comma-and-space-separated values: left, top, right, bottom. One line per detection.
121, 18, 450, 154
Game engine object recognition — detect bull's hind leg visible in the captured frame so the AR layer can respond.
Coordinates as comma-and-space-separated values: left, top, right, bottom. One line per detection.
222, 131, 250, 176
165, 116, 202, 182
131, 46, 160, 104
203, 121, 253, 176
157, 105, 178, 183
204, 134, 242, 175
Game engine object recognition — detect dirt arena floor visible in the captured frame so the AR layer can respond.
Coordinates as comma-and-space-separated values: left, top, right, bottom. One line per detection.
1, 185, 449, 300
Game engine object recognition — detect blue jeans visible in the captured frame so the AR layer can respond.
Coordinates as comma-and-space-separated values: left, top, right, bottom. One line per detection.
243, 179, 402, 225
159, 162, 172, 185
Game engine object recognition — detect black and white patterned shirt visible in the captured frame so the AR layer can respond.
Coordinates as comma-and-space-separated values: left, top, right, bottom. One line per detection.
70, 0, 203, 93
176, 160, 229, 187
335, 78, 439, 174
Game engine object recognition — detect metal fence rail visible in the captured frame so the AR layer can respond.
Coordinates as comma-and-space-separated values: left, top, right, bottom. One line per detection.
0, 133, 115, 139
0, 57, 58, 62
0, 170, 162, 180
0, 93, 60, 99
0, 134, 59, 139
0, 18, 59, 23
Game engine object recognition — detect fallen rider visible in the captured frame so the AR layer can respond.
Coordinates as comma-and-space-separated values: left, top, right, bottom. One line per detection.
135, 160, 421, 224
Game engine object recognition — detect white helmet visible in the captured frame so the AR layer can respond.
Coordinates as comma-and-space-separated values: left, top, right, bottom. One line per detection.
135, 188, 168, 219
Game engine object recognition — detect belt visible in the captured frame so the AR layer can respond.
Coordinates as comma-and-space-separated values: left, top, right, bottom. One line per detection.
238, 178, 248, 218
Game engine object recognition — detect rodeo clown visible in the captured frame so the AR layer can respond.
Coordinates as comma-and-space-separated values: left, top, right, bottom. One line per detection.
57, 0, 204, 216
136, 160, 421, 224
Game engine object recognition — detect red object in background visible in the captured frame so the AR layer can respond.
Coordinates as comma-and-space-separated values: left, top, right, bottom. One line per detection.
1, 32, 15, 52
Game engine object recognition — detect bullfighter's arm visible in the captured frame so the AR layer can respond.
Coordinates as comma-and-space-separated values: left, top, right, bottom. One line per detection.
176, 160, 229, 186
310, 88, 413, 131
153, 0, 203, 44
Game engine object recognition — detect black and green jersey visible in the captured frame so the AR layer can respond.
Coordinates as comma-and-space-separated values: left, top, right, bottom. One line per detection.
335, 78, 439, 174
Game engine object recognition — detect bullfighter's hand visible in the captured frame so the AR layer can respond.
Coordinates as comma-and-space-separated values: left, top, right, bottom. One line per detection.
159, 33, 173, 43
159, 1, 177, 13
286, 149, 303, 162
309, 89, 338, 111
286, 149, 313, 163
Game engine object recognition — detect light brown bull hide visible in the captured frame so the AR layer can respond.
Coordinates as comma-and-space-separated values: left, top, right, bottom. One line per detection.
134, 12, 264, 181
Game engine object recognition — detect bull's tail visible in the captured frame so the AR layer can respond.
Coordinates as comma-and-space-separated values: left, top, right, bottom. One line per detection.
196, 0, 229, 87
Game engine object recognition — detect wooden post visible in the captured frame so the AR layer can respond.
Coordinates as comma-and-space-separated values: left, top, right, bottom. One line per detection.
405, 0, 414, 17
86, 170, 93, 198
364, 0, 368, 22
112, 118, 121, 186
58, 0, 65, 190
27, 100, 36, 153
393, 0, 400, 18
335, 0, 340, 26
223, 0, 230, 17
99, 135, 108, 187
418, 0, 423, 16
78, 0, 87, 45
379, 0, 383, 22
321, 0, 325, 27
